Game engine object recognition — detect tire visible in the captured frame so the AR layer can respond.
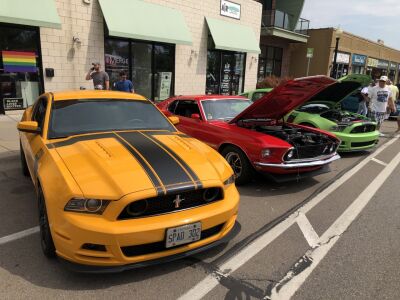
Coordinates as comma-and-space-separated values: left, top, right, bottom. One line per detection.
20, 141, 30, 177
221, 146, 253, 185
299, 122, 316, 128
38, 187, 56, 258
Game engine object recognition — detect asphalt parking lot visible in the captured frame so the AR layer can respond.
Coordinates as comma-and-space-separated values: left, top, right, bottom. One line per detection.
1, 113, 399, 299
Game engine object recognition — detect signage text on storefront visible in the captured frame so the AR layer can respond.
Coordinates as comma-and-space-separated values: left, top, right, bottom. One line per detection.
3, 98, 24, 110
220, 0, 241, 20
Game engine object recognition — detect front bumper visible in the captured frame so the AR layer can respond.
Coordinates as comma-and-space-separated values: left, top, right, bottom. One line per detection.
50, 185, 239, 269
335, 131, 379, 151
254, 154, 340, 169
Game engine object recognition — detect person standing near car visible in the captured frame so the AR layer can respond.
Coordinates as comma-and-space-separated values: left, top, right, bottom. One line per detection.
113, 71, 134, 93
358, 86, 369, 116
85, 62, 110, 90
368, 76, 393, 135
387, 79, 400, 131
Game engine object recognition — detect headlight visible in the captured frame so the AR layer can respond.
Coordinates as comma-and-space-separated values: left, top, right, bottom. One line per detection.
286, 149, 295, 160
64, 198, 110, 214
261, 148, 272, 158
223, 174, 235, 187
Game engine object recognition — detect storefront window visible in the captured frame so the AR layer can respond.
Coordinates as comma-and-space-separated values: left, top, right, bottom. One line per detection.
352, 66, 365, 74
105, 37, 175, 101
257, 46, 283, 81
206, 50, 245, 95
0, 24, 43, 113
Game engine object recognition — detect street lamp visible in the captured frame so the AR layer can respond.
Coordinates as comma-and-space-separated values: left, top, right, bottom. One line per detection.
332, 27, 343, 79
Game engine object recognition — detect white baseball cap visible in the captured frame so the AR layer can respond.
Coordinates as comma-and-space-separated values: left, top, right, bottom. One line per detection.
379, 75, 388, 82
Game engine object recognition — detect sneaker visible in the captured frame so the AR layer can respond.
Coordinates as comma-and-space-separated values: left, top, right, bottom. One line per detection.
379, 133, 386, 137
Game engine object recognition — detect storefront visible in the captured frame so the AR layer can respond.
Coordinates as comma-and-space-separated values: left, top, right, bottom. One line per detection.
388, 62, 397, 82
366, 57, 379, 79
331, 51, 350, 79
351, 54, 366, 75
0, 0, 60, 114
257, 46, 283, 81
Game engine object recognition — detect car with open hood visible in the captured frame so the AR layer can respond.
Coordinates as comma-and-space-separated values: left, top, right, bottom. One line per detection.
286, 74, 379, 152
157, 76, 341, 184
17, 90, 239, 272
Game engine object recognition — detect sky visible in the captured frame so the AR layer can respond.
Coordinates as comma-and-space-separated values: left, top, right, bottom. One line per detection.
301, 0, 400, 50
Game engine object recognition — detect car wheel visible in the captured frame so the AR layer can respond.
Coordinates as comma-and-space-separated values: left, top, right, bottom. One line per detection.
299, 122, 316, 128
221, 146, 253, 185
20, 141, 30, 177
38, 187, 56, 258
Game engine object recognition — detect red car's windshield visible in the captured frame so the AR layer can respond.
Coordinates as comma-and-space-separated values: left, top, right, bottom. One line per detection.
201, 99, 252, 121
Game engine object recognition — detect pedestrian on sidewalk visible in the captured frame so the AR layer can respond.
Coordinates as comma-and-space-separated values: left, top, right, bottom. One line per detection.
85, 62, 109, 90
368, 76, 393, 136
386, 79, 400, 132
113, 71, 134, 93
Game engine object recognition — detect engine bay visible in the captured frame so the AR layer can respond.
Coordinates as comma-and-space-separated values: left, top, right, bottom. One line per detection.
320, 109, 364, 124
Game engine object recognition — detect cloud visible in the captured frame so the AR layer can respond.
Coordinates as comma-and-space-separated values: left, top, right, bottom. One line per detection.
301, 0, 400, 50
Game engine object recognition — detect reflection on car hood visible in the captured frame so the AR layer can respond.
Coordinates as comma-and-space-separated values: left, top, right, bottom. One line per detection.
230, 76, 336, 122
50, 131, 222, 199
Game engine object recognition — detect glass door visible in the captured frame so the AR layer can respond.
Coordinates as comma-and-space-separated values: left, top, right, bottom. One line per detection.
153, 44, 174, 102
131, 42, 152, 99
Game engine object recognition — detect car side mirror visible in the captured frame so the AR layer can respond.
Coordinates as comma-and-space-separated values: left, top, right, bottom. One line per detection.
17, 121, 41, 134
168, 116, 180, 125
191, 113, 201, 120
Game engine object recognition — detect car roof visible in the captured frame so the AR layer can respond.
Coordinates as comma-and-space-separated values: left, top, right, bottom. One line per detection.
172, 95, 248, 101
50, 90, 147, 101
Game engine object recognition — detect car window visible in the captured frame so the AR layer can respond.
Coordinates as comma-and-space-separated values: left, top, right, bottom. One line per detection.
31, 96, 48, 131
174, 100, 201, 119
168, 100, 179, 114
201, 99, 252, 121
252, 92, 267, 102
48, 99, 175, 139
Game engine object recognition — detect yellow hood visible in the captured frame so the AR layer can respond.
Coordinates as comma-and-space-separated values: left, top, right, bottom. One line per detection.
49, 131, 223, 199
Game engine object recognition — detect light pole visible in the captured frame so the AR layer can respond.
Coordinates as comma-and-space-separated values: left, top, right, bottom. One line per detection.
332, 27, 343, 79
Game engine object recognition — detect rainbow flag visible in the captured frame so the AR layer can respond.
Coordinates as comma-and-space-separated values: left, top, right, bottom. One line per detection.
2, 51, 37, 73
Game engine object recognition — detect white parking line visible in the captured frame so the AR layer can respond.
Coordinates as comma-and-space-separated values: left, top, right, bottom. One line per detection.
296, 213, 319, 248
178, 137, 399, 300
371, 157, 388, 167
0, 226, 39, 246
270, 149, 400, 299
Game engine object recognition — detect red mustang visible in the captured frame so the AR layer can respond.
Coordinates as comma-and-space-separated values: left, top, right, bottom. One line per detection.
157, 76, 341, 184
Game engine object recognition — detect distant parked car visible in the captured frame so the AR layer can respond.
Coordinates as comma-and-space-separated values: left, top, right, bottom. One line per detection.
240, 88, 273, 102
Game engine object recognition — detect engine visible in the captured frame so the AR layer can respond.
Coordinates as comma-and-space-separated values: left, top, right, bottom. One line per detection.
320, 109, 363, 124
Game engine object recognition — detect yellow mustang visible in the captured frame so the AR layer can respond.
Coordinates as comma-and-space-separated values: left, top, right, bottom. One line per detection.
18, 91, 239, 272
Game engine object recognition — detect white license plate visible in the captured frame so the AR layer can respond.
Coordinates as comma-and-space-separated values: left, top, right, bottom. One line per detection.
165, 222, 202, 248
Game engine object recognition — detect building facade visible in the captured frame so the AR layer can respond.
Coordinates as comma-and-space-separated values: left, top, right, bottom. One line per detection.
289, 28, 400, 83
0, 0, 263, 113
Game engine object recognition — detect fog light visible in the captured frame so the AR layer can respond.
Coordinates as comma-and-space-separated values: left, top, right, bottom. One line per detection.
261, 149, 272, 158
81, 243, 106, 252
127, 200, 148, 217
286, 149, 294, 159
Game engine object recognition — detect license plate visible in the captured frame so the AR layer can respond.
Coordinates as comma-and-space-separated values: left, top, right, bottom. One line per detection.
165, 222, 202, 248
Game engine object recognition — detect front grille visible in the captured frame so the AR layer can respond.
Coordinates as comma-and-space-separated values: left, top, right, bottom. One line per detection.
351, 124, 376, 133
121, 223, 225, 257
351, 140, 377, 148
118, 188, 223, 220
291, 143, 336, 160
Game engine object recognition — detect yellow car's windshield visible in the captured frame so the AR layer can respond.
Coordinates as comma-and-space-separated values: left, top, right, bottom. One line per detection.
48, 99, 175, 139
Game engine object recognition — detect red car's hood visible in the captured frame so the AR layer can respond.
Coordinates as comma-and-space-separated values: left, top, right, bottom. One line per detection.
230, 76, 337, 123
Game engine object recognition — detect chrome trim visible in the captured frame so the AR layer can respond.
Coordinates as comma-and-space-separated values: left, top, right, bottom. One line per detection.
254, 154, 340, 169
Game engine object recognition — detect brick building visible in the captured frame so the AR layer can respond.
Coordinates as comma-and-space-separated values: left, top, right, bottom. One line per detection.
0, 0, 264, 112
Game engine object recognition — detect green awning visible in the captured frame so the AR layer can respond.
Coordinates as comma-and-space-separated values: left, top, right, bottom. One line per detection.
99, 0, 192, 45
0, 0, 61, 29
206, 17, 260, 53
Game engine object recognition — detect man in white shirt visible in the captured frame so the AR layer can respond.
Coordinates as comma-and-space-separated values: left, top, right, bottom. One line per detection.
386, 79, 400, 132
368, 76, 393, 133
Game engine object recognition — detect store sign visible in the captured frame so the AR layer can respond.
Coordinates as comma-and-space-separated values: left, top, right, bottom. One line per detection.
367, 57, 379, 67
377, 60, 389, 69
333, 52, 350, 64
306, 48, 314, 58
105, 54, 128, 68
220, 0, 241, 20
158, 72, 172, 102
3, 98, 24, 110
389, 62, 397, 70
352, 54, 366, 66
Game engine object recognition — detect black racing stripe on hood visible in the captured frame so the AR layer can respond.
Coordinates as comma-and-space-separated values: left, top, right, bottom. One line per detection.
47, 133, 115, 148
143, 133, 203, 189
113, 134, 164, 196
117, 131, 196, 190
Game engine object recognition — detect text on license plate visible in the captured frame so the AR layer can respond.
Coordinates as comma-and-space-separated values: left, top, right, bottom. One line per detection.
165, 222, 202, 248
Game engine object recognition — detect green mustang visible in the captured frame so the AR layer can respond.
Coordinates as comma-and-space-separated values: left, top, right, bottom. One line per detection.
286, 74, 379, 152
241, 88, 273, 102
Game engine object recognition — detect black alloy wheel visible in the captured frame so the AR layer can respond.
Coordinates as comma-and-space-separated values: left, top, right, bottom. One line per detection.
38, 187, 56, 258
20, 141, 30, 177
221, 146, 253, 185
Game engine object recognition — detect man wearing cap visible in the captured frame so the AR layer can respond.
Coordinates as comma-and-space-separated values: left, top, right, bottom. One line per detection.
386, 79, 399, 131
368, 75, 393, 135
85, 62, 110, 90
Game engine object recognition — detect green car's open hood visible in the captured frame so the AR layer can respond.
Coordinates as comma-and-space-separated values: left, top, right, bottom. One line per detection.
304, 74, 371, 107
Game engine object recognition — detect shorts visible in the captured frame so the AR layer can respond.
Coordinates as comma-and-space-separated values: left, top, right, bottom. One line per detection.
368, 111, 386, 126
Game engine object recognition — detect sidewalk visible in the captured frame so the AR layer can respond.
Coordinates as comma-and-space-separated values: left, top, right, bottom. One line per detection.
0, 111, 23, 154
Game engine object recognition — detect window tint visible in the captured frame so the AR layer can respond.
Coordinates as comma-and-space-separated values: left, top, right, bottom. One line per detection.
174, 100, 201, 118
168, 100, 179, 114
32, 97, 47, 130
